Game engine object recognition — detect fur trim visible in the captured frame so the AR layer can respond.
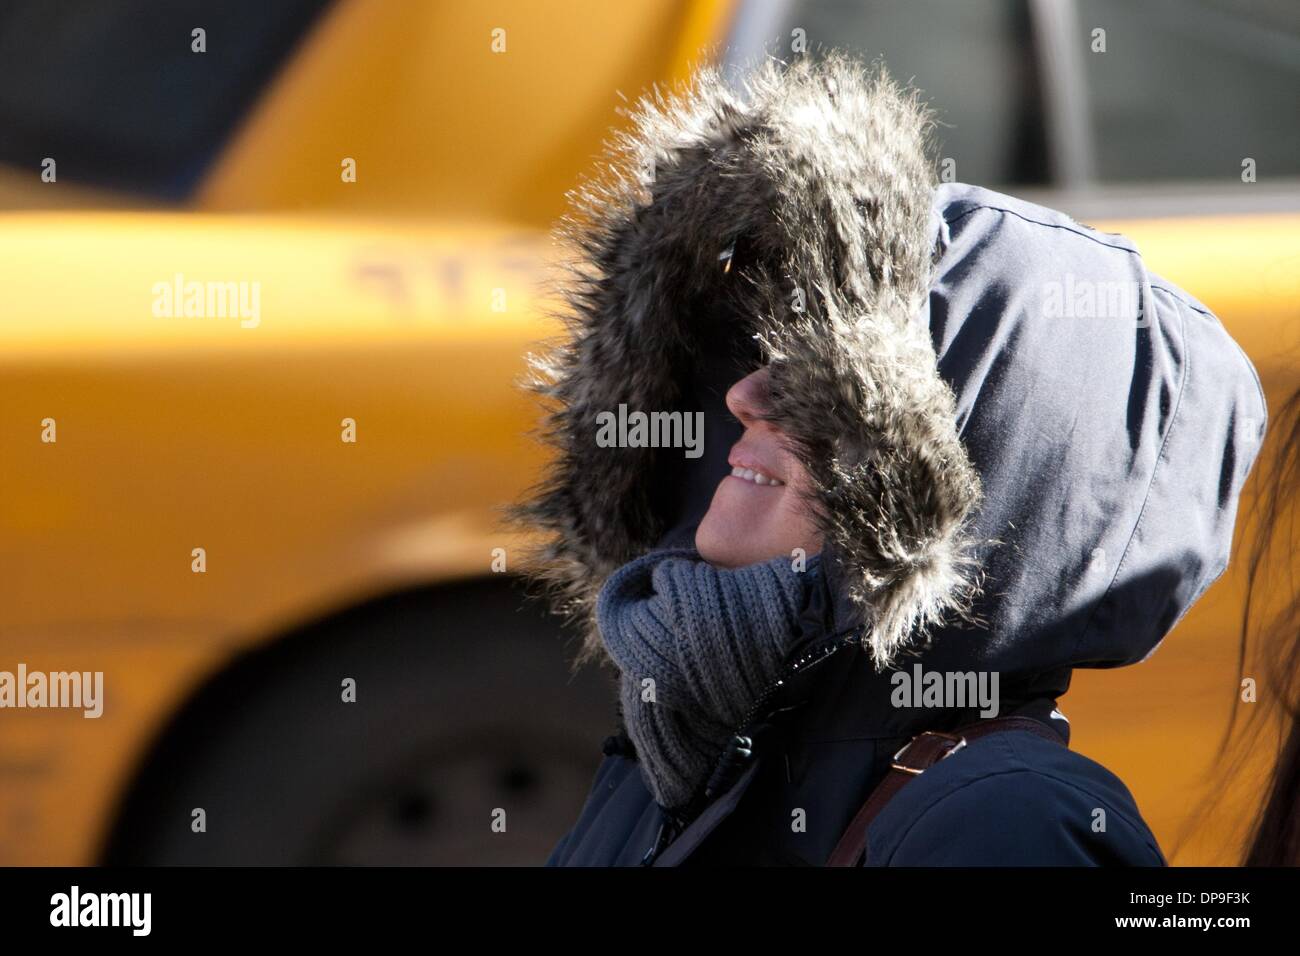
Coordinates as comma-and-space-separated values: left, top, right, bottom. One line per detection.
510, 53, 983, 670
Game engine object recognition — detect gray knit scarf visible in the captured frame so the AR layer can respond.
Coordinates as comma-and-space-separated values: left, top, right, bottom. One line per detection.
596, 546, 822, 811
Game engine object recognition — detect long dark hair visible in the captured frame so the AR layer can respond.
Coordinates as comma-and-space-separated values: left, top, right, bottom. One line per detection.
1231, 384, 1300, 865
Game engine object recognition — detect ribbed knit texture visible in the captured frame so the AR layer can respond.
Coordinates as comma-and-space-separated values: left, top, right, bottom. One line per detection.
596, 547, 821, 811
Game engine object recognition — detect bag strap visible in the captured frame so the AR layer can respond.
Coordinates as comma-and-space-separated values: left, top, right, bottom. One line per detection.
825, 715, 1065, 867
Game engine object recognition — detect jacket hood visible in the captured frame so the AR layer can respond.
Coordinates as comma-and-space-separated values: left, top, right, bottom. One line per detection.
514, 54, 983, 669
513, 53, 1268, 697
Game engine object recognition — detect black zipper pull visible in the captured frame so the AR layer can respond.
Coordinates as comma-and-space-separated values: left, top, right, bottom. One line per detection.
704, 733, 756, 800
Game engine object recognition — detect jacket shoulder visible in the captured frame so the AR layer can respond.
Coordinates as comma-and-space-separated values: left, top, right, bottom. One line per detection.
867, 730, 1166, 866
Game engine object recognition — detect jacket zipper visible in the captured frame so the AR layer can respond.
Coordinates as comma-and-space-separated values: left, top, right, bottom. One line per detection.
639, 630, 857, 865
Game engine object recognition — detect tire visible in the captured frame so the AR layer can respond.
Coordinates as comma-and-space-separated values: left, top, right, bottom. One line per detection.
100, 577, 614, 865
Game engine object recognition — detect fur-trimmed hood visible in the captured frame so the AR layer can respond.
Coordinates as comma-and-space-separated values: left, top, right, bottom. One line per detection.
512, 52, 1266, 697
513, 54, 981, 670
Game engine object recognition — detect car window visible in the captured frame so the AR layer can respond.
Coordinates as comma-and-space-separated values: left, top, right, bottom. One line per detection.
1081, 0, 1300, 182
755, 0, 1050, 186
0, 0, 333, 200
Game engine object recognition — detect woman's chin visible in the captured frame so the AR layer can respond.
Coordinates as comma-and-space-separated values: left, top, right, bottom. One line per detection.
696, 512, 771, 568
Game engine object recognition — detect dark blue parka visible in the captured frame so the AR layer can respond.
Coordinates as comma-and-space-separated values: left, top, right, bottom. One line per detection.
516, 57, 1267, 867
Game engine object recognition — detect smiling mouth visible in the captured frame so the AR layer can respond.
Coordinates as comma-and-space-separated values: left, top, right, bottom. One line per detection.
728, 465, 785, 487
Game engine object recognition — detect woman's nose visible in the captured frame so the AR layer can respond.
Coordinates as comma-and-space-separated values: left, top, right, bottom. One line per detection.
725, 368, 771, 425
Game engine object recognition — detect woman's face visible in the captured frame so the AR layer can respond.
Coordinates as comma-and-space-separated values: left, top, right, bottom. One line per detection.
695, 367, 824, 568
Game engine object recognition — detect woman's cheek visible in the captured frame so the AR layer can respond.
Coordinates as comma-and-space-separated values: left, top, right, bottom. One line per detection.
775, 492, 821, 558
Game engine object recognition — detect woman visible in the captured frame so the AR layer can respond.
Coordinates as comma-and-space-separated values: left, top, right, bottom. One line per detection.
514, 53, 1267, 865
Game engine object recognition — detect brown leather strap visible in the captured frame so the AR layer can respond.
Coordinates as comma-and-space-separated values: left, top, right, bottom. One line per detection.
825, 716, 1064, 866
